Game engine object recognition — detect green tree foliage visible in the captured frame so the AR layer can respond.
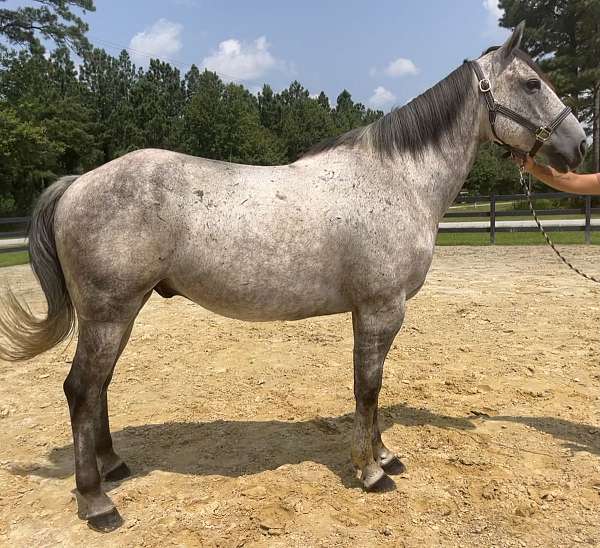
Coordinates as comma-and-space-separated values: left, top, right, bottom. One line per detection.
0, 0, 95, 54
333, 90, 382, 132
0, 106, 59, 214
131, 59, 185, 151
499, 0, 600, 171
219, 83, 285, 164
0, 44, 385, 214
274, 81, 336, 160
0, 47, 99, 212
465, 144, 521, 196
256, 82, 381, 161
182, 68, 225, 158
79, 48, 138, 161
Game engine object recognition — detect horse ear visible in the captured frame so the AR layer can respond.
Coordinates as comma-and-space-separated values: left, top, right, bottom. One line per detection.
498, 21, 525, 61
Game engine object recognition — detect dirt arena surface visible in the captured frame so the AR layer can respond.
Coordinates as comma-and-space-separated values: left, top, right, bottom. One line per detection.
1, 246, 600, 547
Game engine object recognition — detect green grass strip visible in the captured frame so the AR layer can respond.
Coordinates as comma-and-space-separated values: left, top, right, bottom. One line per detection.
0, 251, 30, 268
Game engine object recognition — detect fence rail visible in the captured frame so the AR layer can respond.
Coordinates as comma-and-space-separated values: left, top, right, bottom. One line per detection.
0, 216, 29, 254
441, 191, 595, 244
0, 191, 596, 252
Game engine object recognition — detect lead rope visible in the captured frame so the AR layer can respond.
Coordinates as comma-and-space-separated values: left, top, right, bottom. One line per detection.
518, 168, 600, 284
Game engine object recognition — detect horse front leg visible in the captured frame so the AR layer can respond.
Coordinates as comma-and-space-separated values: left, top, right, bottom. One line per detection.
372, 405, 405, 474
95, 295, 149, 484
94, 319, 138, 482
95, 377, 131, 482
351, 298, 404, 490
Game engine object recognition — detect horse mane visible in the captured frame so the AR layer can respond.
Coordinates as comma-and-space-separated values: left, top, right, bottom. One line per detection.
302, 62, 475, 160
303, 47, 551, 160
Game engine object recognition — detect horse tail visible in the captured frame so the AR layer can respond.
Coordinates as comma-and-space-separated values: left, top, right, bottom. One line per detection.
0, 176, 78, 361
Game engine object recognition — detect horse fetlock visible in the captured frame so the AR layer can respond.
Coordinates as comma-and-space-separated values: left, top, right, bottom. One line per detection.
97, 451, 128, 480
351, 443, 370, 471
104, 462, 131, 482
375, 446, 395, 466
373, 445, 406, 475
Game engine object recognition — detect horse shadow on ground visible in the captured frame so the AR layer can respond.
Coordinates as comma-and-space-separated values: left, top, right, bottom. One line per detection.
484, 414, 600, 455
7, 404, 600, 488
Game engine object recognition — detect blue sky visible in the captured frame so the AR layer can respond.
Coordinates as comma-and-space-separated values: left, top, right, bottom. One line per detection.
4, 0, 510, 110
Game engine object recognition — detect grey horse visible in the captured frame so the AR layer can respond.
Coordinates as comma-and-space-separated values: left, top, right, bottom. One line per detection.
0, 23, 587, 532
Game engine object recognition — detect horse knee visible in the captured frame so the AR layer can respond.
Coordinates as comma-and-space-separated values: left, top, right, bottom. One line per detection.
355, 384, 380, 407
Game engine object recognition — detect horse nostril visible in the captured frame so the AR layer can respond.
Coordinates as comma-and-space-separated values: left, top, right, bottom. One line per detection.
579, 140, 588, 158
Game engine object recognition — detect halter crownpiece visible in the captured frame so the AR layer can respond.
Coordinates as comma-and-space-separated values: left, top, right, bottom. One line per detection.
468, 60, 572, 158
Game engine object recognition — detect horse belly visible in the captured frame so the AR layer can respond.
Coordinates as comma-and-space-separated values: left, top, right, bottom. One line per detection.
167, 259, 351, 322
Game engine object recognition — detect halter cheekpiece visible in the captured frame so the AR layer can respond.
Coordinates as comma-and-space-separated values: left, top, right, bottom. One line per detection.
467, 60, 572, 158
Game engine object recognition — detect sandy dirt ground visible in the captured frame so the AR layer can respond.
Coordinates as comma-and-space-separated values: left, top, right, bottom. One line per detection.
1, 246, 600, 547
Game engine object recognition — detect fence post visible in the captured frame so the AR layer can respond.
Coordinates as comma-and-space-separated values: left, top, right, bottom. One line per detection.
490, 193, 496, 244
585, 195, 592, 245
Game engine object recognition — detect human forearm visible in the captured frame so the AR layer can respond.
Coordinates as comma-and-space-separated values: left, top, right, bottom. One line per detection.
520, 157, 600, 195
528, 162, 575, 191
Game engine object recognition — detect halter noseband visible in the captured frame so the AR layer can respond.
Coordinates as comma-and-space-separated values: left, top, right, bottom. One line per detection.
468, 60, 572, 158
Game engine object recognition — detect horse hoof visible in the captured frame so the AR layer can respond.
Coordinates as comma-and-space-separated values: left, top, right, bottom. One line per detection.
366, 473, 396, 493
104, 462, 131, 482
361, 464, 396, 492
380, 455, 406, 475
87, 508, 123, 533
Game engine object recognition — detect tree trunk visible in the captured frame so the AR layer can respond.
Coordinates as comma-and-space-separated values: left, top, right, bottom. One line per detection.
594, 84, 600, 173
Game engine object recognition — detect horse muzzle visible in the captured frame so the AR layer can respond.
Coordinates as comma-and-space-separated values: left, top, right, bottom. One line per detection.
544, 134, 587, 173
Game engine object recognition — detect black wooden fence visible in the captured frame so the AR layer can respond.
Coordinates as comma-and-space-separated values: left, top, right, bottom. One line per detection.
441, 191, 597, 244
0, 191, 596, 253
0, 216, 29, 254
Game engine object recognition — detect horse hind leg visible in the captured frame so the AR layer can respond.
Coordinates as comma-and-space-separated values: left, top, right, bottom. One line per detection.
64, 318, 134, 532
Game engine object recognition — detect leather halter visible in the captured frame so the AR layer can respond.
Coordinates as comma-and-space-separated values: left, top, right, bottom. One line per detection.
468, 60, 572, 158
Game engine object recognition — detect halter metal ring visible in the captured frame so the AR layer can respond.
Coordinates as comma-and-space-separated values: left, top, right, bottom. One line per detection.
535, 126, 552, 142
478, 79, 491, 93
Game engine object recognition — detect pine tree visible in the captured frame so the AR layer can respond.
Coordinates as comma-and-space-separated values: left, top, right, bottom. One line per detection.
0, 0, 95, 54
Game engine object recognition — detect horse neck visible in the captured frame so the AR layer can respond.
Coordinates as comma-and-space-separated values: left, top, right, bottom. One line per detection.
388, 87, 485, 222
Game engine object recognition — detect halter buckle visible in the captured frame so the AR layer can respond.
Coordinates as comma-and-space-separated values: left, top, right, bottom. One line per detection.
478, 79, 491, 93
535, 126, 552, 142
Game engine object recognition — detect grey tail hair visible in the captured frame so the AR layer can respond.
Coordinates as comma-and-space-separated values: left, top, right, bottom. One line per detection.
0, 176, 78, 361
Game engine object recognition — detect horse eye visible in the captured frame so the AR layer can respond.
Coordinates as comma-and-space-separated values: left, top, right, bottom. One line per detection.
526, 78, 541, 92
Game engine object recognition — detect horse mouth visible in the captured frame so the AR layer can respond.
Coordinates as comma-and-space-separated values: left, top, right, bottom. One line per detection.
545, 150, 577, 174
548, 157, 570, 174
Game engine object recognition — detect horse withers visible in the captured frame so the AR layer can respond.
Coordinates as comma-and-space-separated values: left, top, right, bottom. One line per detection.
0, 23, 586, 532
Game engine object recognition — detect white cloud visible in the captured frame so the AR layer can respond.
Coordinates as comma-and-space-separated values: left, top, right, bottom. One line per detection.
483, 0, 504, 21
482, 0, 509, 39
384, 57, 419, 78
201, 36, 280, 82
369, 86, 396, 108
129, 19, 183, 64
